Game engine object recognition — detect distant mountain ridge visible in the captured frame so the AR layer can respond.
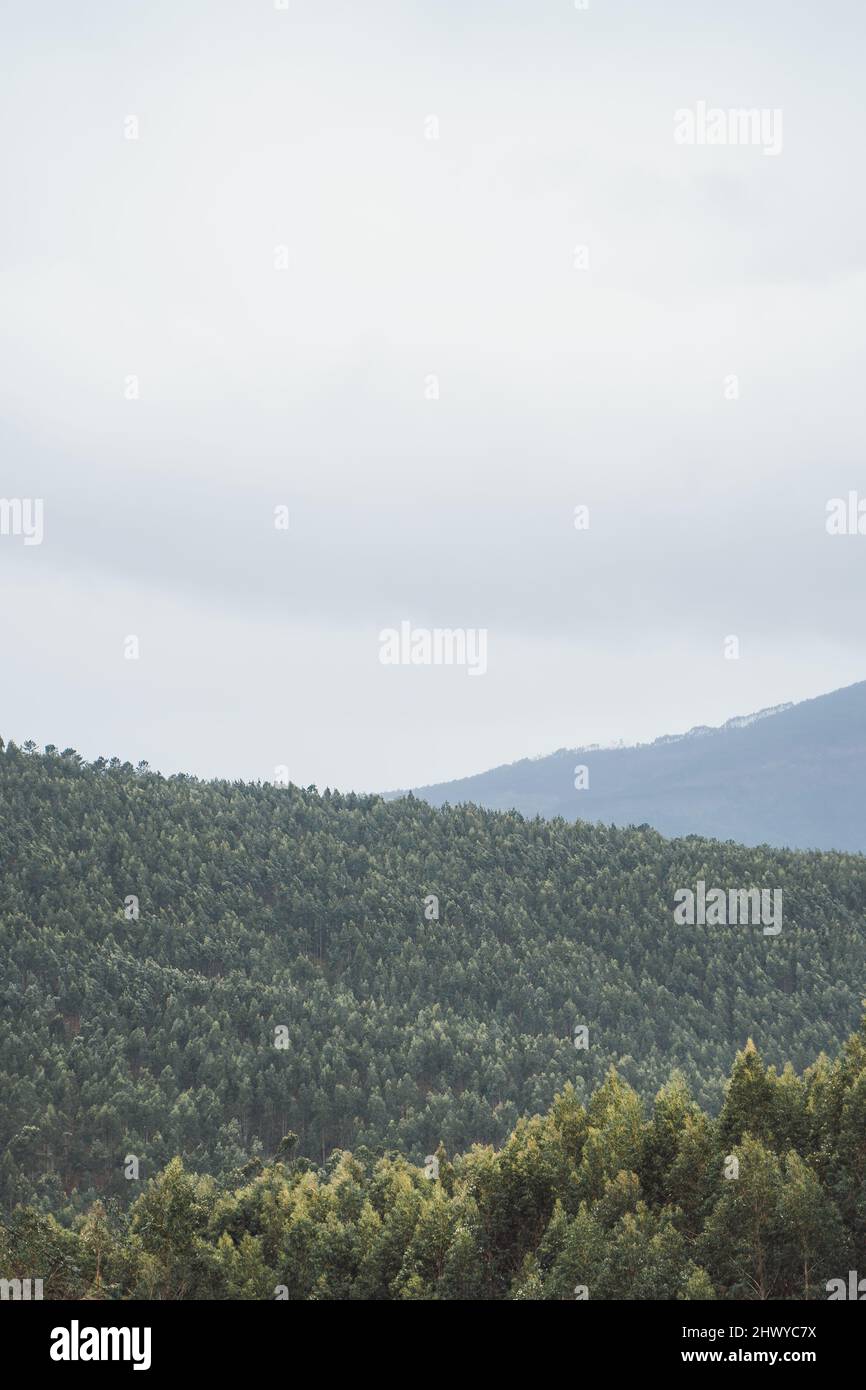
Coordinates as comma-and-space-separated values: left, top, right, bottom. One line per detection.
396, 682, 866, 852
528, 700, 796, 759
655, 701, 794, 743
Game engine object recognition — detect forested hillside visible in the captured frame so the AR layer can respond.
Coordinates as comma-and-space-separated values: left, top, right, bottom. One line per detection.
403, 680, 866, 852
2, 1022, 865, 1299
1, 741, 865, 1217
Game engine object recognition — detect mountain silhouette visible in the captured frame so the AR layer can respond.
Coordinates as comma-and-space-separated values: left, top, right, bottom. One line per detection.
398, 681, 866, 852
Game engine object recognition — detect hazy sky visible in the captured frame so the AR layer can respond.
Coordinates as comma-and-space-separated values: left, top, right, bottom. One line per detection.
2, 0, 865, 791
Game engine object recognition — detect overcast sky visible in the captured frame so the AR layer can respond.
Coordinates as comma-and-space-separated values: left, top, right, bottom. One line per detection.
2, 0, 865, 792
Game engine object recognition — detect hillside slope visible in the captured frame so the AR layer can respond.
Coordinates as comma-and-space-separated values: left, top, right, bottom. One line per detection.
4, 1020, 866, 1299
1, 741, 864, 1213
402, 681, 866, 852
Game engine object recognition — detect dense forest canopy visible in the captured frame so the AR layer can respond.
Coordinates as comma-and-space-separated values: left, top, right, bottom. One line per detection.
2, 1021, 866, 1299
1, 740, 864, 1222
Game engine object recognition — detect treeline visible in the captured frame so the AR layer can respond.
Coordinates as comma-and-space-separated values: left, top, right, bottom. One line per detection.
1, 740, 865, 1215
2, 1024, 865, 1299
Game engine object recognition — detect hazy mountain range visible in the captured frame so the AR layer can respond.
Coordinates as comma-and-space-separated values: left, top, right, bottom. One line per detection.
393, 681, 866, 853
